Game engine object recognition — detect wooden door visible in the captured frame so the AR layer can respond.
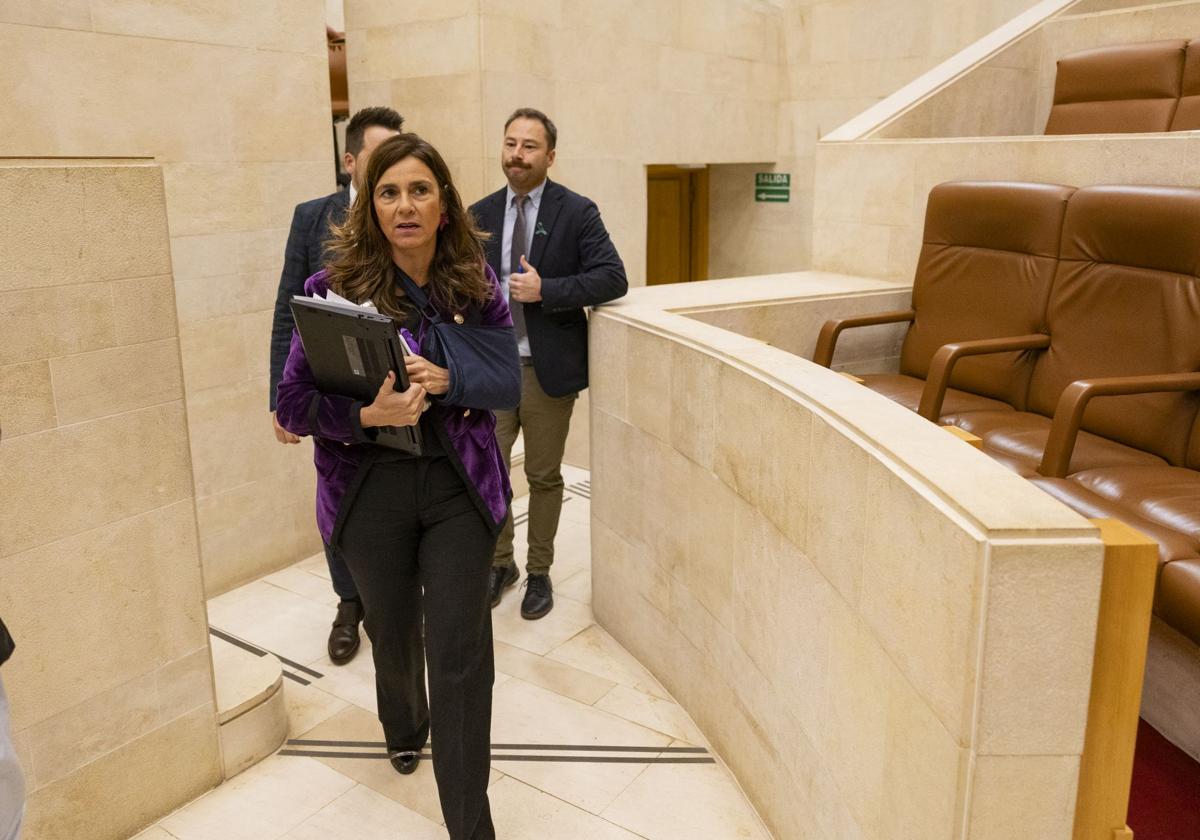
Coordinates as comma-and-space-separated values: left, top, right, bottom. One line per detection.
646, 165, 708, 285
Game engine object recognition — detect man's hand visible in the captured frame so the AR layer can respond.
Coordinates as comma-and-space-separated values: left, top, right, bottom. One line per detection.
404, 353, 450, 396
510, 255, 543, 302
272, 411, 301, 444
360, 372, 427, 428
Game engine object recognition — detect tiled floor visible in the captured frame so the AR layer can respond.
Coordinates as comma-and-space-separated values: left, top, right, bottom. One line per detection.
135, 466, 771, 840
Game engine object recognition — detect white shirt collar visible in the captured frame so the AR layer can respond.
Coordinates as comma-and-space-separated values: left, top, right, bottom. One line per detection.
348, 182, 357, 206
505, 178, 547, 210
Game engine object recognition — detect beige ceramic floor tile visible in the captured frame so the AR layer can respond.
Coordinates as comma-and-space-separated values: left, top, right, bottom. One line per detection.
602, 761, 771, 840
207, 580, 332, 666
491, 590, 594, 656
210, 635, 281, 720
546, 624, 671, 700
489, 775, 643, 840
282, 783, 445, 840
493, 640, 616, 705
130, 828, 177, 840
561, 464, 592, 486
283, 680, 350, 739
559, 493, 593, 527
304, 637, 380, 714
556, 567, 592, 605
294, 552, 333, 582
292, 703, 442, 825
594, 684, 706, 745
159, 755, 355, 840
491, 676, 670, 815
264, 564, 341, 606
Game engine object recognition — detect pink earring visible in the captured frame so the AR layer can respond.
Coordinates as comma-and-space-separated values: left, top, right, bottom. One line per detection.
438, 213, 449, 230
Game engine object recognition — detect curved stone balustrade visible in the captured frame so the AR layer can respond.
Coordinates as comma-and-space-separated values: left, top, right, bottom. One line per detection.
588, 273, 1107, 840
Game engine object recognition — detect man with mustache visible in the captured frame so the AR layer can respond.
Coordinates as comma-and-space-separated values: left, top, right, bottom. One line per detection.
470, 108, 627, 619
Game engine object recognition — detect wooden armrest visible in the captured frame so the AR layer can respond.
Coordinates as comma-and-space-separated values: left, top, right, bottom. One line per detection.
812, 309, 915, 368
1037, 372, 1200, 478
917, 334, 1050, 421
941, 425, 983, 449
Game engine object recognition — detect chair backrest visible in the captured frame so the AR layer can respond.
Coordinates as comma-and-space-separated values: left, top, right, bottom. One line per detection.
1170, 40, 1200, 131
1027, 185, 1200, 464
1045, 40, 1187, 135
900, 181, 1073, 409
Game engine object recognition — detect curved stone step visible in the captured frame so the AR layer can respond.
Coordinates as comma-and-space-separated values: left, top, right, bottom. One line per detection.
210, 632, 288, 779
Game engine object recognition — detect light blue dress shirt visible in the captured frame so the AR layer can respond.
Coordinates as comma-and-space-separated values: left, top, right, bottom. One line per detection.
500, 179, 547, 357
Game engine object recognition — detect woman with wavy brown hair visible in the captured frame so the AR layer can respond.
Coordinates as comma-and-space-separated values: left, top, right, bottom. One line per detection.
276, 133, 519, 840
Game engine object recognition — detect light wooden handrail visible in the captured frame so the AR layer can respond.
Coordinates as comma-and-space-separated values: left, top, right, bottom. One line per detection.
1073, 519, 1158, 840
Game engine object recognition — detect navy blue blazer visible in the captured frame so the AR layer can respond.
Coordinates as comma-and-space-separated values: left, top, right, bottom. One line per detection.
470, 179, 627, 397
268, 189, 350, 410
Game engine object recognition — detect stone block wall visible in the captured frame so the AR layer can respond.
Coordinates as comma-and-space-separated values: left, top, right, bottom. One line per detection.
0, 159, 221, 840
1, 1, 335, 594
589, 276, 1106, 840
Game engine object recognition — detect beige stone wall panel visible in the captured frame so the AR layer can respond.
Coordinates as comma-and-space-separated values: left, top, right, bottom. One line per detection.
49, 337, 185, 425
21, 646, 212, 790
0, 361, 56, 439
0, 283, 115, 367
0, 0, 91, 30
1, 401, 194, 555
589, 273, 1101, 839
196, 465, 318, 594
22, 703, 221, 840
813, 134, 1200, 280
974, 540, 1102, 755
346, 0, 479, 28
0, 499, 208, 731
967, 754, 1080, 840
87, 0, 325, 54
111, 274, 181, 345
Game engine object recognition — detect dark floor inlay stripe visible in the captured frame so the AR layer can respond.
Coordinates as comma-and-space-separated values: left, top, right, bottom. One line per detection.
209, 626, 267, 657
288, 738, 707, 754
273, 654, 324, 679
279, 749, 713, 764
209, 626, 324, 679
493, 755, 714, 764
281, 670, 311, 686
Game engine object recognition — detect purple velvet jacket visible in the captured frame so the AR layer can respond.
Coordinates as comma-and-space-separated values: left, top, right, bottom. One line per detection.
276, 267, 515, 544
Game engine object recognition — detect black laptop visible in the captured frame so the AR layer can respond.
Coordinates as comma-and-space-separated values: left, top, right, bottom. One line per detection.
290, 296, 422, 454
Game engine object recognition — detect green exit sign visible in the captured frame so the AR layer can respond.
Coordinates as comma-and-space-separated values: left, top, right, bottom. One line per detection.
755, 172, 789, 202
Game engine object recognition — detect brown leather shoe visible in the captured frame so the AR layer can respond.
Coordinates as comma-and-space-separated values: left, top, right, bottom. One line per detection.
328, 598, 362, 665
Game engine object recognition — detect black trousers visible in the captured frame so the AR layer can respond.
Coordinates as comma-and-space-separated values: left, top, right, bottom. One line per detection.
338, 457, 497, 840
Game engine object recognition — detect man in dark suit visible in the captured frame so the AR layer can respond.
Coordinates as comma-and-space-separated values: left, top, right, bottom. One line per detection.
267, 106, 403, 664
470, 108, 627, 619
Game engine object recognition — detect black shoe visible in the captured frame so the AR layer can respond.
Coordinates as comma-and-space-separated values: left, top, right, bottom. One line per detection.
389, 750, 420, 775
489, 563, 519, 608
521, 574, 553, 620
328, 598, 363, 665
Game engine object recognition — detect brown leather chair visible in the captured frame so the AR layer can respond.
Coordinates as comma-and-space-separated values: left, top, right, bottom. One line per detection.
813, 181, 1071, 416
1045, 39, 1187, 134
1170, 40, 1200, 130
949, 185, 1200, 476
815, 181, 1200, 646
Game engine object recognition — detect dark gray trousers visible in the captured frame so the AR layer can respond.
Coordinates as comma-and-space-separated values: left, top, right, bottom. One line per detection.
339, 457, 496, 840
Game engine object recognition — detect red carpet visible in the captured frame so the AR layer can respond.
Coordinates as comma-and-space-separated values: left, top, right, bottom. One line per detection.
1126, 719, 1200, 840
